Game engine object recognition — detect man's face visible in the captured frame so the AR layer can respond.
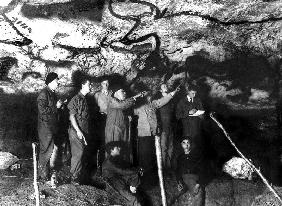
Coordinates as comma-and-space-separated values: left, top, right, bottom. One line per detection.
187, 90, 196, 98
181, 139, 191, 154
48, 78, 59, 91
111, 146, 121, 156
82, 80, 91, 94
101, 80, 109, 90
114, 89, 126, 100
160, 84, 168, 93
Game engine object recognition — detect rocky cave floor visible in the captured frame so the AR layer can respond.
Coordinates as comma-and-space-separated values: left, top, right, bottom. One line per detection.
1, 107, 282, 206
0, 153, 282, 206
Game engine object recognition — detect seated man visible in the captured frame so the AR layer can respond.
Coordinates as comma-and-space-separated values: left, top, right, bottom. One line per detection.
175, 136, 202, 195
102, 141, 143, 206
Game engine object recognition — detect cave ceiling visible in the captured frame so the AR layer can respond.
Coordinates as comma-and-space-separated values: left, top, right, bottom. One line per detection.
0, 0, 281, 109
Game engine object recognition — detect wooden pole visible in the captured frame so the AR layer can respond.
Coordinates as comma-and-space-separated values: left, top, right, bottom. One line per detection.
210, 113, 282, 204
128, 116, 133, 164
155, 135, 167, 206
32, 143, 40, 206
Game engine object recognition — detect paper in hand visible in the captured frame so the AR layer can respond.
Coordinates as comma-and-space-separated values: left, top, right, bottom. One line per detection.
189, 110, 205, 116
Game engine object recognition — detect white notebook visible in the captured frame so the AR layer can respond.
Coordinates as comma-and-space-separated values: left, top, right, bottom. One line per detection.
189, 110, 205, 116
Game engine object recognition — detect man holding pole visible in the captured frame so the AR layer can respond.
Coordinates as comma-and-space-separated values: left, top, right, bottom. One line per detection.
67, 77, 91, 185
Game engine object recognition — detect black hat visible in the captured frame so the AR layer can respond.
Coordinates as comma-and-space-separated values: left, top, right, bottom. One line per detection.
111, 84, 124, 95
45, 72, 58, 85
98, 75, 110, 83
105, 141, 124, 155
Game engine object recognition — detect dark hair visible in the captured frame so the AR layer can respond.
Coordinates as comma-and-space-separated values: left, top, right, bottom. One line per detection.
180, 136, 192, 143
105, 141, 123, 155
80, 76, 90, 89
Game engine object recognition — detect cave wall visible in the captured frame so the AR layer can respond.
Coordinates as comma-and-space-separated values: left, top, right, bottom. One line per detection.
0, 0, 281, 152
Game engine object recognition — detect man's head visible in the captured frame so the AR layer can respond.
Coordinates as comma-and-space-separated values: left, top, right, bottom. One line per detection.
45, 72, 59, 91
146, 92, 153, 103
101, 79, 109, 90
187, 86, 197, 99
160, 83, 168, 93
113, 87, 126, 100
81, 78, 91, 95
180, 136, 192, 154
106, 141, 122, 157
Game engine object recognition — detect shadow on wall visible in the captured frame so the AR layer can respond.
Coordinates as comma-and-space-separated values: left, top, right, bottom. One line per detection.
175, 50, 278, 109
0, 91, 37, 157
0, 57, 18, 81
21, 0, 106, 21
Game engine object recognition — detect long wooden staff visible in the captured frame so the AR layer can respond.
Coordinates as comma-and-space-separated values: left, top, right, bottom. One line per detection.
32, 143, 40, 206
155, 135, 167, 206
210, 112, 282, 204
128, 116, 133, 164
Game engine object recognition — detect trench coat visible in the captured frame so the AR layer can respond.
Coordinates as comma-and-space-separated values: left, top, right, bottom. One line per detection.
37, 87, 58, 177
105, 97, 135, 145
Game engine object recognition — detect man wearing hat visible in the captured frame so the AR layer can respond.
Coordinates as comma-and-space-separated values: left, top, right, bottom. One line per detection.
37, 72, 63, 185
105, 85, 143, 162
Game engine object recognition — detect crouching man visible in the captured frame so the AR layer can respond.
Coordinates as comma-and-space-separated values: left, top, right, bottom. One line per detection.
67, 77, 91, 185
102, 141, 143, 206
175, 136, 202, 195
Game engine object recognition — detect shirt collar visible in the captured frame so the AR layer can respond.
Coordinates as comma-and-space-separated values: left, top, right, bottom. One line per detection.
187, 95, 192, 102
78, 92, 85, 98
46, 86, 55, 93
102, 90, 109, 96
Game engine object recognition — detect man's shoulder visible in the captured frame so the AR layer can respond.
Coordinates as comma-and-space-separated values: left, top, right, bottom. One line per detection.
37, 87, 48, 99
68, 93, 83, 105
176, 97, 186, 104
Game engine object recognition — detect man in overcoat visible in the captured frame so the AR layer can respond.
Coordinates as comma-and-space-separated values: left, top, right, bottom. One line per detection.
37, 72, 62, 183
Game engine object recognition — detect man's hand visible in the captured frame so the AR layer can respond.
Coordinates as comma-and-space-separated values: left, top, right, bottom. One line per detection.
76, 130, 84, 140
138, 167, 144, 176
189, 109, 197, 115
56, 100, 63, 108
128, 116, 132, 121
76, 130, 87, 145
177, 182, 184, 192
170, 87, 180, 96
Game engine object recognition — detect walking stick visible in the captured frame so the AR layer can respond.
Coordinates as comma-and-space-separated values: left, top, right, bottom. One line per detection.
32, 143, 40, 206
155, 135, 167, 206
210, 112, 282, 204
128, 116, 133, 164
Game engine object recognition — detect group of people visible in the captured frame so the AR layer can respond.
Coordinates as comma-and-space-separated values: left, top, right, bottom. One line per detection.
37, 72, 206, 204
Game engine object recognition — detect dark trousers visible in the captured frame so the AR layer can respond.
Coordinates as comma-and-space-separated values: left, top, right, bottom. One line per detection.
38, 126, 56, 179
182, 174, 199, 192
97, 113, 107, 166
138, 136, 156, 172
69, 128, 85, 180
160, 125, 173, 168
108, 176, 140, 206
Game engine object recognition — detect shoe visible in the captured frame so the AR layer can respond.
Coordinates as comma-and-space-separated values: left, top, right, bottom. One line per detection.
50, 172, 58, 188
71, 178, 80, 186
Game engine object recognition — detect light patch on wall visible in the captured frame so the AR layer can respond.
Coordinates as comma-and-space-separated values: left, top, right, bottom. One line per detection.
0, 0, 12, 7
